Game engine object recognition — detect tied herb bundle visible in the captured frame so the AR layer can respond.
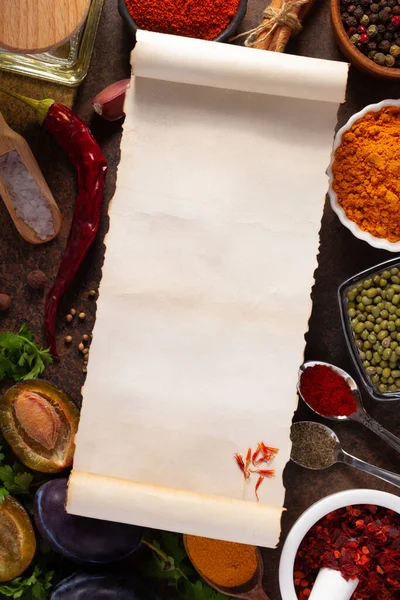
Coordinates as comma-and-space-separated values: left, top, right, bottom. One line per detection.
0, 324, 52, 382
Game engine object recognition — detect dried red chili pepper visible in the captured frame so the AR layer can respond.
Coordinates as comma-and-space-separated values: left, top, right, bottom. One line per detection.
0, 88, 107, 359
294, 504, 400, 600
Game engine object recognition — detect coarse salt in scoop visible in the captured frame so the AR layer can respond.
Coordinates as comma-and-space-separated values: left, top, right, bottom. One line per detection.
0, 112, 61, 244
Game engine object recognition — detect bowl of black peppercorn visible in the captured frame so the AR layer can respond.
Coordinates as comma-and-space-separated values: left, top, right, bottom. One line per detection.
331, 0, 400, 78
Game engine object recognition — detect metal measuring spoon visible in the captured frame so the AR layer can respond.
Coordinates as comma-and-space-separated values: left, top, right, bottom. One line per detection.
291, 421, 400, 489
298, 360, 400, 455
183, 536, 270, 600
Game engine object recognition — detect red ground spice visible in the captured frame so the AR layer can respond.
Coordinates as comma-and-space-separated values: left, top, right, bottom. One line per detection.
294, 505, 400, 600
125, 0, 241, 40
300, 364, 357, 417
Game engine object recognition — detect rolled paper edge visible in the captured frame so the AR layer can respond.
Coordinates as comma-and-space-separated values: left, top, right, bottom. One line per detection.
67, 470, 284, 548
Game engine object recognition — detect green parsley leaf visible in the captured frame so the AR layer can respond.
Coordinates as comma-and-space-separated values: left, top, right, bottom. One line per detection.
182, 580, 226, 600
0, 465, 33, 498
0, 437, 33, 506
0, 487, 9, 504
0, 567, 53, 599
0, 324, 52, 383
140, 532, 225, 600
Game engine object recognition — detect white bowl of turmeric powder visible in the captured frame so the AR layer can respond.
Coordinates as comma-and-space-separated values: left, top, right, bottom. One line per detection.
327, 99, 400, 252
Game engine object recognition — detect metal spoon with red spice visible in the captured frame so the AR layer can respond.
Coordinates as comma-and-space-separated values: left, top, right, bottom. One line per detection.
298, 360, 400, 455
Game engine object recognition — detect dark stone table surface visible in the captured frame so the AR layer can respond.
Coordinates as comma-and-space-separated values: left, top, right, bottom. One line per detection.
0, 1, 400, 598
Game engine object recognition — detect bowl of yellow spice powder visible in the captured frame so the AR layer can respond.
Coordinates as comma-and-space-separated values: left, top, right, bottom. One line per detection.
327, 100, 400, 251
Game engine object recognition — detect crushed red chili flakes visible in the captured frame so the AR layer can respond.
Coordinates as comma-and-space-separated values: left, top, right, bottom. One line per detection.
294, 504, 400, 600
234, 442, 278, 501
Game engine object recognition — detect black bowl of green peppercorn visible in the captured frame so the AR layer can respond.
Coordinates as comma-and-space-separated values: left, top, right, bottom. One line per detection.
338, 257, 400, 400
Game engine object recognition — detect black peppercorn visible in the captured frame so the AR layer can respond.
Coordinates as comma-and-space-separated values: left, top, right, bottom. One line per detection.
360, 0, 370, 6
379, 8, 392, 20
342, 11, 350, 18
387, 22, 396, 30
348, 4, 357, 11
388, 0, 396, 6
369, 12, 380, 21
384, 31, 394, 38
379, 38, 391, 49
341, 0, 351, 4
371, 3, 380, 11
346, 15, 359, 25
368, 40, 378, 48
393, 4, 400, 12
375, 33, 383, 42
369, 49, 378, 57
377, 23, 386, 32
354, 6, 364, 17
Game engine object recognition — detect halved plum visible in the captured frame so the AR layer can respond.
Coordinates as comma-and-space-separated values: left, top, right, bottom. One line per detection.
0, 380, 79, 473
51, 573, 159, 599
0, 495, 36, 582
34, 478, 144, 564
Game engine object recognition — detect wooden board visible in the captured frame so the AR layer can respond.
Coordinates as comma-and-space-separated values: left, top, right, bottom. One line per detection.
0, 0, 91, 54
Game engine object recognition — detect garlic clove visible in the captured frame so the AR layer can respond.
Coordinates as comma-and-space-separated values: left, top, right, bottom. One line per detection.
93, 79, 130, 122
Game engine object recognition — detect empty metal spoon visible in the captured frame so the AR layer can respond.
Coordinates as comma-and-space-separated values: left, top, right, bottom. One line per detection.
298, 361, 400, 455
291, 421, 400, 489
183, 536, 270, 600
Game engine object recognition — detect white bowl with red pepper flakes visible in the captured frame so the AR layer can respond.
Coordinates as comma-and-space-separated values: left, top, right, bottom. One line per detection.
279, 488, 400, 599
327, 99, 400, 252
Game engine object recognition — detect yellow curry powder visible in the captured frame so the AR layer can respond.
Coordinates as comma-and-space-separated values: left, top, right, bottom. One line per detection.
186, 535, 257, 588
332, 106, 400, 242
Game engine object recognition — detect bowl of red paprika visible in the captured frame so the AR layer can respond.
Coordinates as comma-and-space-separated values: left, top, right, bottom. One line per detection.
279, 488, 400, 600
118, 0, 248, 43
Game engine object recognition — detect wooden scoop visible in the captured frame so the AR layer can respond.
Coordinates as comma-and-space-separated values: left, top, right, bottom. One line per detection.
184, 536, 270, 600
0, 113, 61, 244
0, 0, 91, 54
